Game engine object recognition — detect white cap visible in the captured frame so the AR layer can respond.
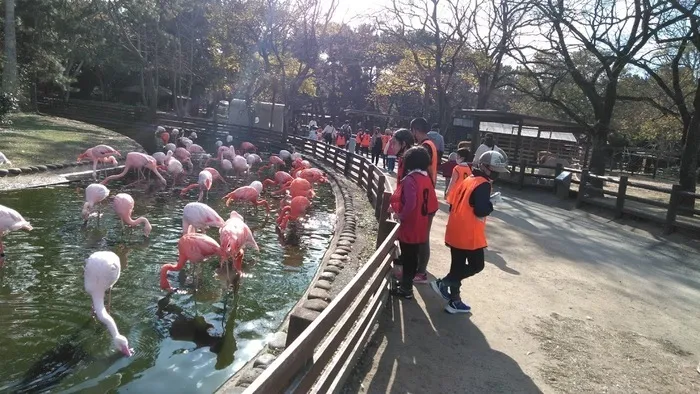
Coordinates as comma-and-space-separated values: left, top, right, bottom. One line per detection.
478, 151, 510, 173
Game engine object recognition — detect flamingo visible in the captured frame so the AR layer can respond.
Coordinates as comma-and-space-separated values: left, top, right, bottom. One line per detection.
84, 251, 133, 356
297, 168, 328, 184
101, 152, 166, 186
222, 182, 270, 212
215, 140, 223, 148
0, 204, 32, 266
203, 167, 227, 185
78, 145, 122, 180
291, 152, 302, 162
82, 183, 110, 222
187, 144, 205, 154
257, 155, 285, 175
98, 156, 119, 169
226, 135, 233, 144
263, 171, 294, 189
179, 137, 193, 148
174, 147, 192, 169
277, 196, 312, 231
219, 211, 259, 274
204, 145, 232, 167
291, 159, 312, 176
182, 202, 225, 234
159, 232, 227, 291
240, 142, 257, 153
232, 156, 249, 177
152, 151, 167, 166
166, 157, 185, 185
180, 170, 213, 202
113, 193, 152, 237
274, 178, 315, 199
171, 128, 180, 138
245, 153, 262, 166
279, 150, 292, 161
165, 143, 176, 152
221, 159, 233, 176
0, 151, 12, 166
189, 131, 198, 140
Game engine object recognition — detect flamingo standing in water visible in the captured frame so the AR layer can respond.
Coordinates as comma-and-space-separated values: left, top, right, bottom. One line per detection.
101, 152, 166, 186
277, 196, 312, 231
202, 167, 227, 185
240, 142, 257, 153
78, 145, 122, 179
257, 155, 285, 176
167, 158, 185, 185
221, 159, 233, 177
152, 151, 167, 166
182, 202, 225, 234
113, 193, 152, 237
165, 143, 177, 153
263, 171, 293, 190
82, 183, 110, 223
180, 170, 213, 202
296, 168, 328, 184
174, 147, 192, 169
223, 181, 270, 212
219, 211, 258, 274
279, 150, 292, 161
0, 204, 32, 266
84, 251, 133, 356
232, 156, 249, 177
159, 232, 227, 291
274, 178, 315, 199
245, 153, 262, 166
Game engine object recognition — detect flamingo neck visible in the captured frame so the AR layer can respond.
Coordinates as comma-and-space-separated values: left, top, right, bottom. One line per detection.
159, 256, 187, 289
91, 293, 121, 339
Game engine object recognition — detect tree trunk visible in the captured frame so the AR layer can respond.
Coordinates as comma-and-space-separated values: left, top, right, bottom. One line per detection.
677, 82, 700, 214
2, 0, 18, 95
587, 125, 610, 192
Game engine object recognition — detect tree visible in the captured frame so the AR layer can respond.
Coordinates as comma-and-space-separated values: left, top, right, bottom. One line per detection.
2, 0, 18, 95
513, 0, 680, 176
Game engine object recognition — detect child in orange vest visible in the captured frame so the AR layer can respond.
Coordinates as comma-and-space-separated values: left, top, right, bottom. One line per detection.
389, 146, 439, 299
445, 147, 474, 202
430, 151, 508, 313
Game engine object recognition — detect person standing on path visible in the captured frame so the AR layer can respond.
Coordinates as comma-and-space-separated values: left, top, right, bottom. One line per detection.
381, 130, 392, 169
392, 128, 415, 181
473, 133, 508, 165
410, 117, 439, 284
430, 151, 509, 313
371, 128, 383, 166
427, 123, 445, 165
389, 147, 439, 299
323, 122, 335, 145
445, 147, 475, 201
361, 130, 372, 157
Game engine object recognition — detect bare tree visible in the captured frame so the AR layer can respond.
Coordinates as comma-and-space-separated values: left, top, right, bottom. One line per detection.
513, 0, 681, 176
2, 0, 18, 95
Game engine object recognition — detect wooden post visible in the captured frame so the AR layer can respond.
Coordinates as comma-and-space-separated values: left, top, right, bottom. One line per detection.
615, 176, 628, 218
665, 185, 682, 234
378, 191, 392, 224
375, 175, 386, 219
358, 159, 365, 187
575, 170, 589, 208
366, 164, 373, 200
344, 150, 352, 176
376, 218, 397, 249
555, 163, 563, 176
333, 146, 339, 170
518, 160, 527, 190
324, 143, 329, 163
512, 120, 524, 171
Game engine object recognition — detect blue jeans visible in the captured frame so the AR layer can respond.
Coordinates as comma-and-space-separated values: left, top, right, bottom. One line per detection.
387, 157, 396, 172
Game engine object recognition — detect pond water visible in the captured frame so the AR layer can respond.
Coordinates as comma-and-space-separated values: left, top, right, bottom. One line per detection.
0, 175, 335, 393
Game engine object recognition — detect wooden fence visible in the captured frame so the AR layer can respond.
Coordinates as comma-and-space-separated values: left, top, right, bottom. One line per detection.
237, 137, 398, 393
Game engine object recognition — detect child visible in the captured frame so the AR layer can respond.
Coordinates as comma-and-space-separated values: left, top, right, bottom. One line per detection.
445, 147, 475, 202
430, 151, 509, 313
440, 153, 459, 195
390, 146, 439, 299
336, 132, 346, 148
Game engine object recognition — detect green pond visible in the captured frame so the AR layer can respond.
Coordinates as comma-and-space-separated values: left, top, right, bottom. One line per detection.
0, 175, 335, 393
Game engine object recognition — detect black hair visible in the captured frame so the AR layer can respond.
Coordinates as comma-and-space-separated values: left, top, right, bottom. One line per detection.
393, 128, 414, 146
403, 146, 431, 173
410, 117, 430, 134
457, 148, 473, 162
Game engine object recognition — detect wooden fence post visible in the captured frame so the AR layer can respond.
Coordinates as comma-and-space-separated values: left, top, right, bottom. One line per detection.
358, 159, 365, 187
665, 185, 682, 234
344, 150, 352, 176
366, 164, 373, 200
324, 143, 330, 163
375, 175, 386, 219
615, 176, 628, 218
518, 160, 527, 190
333, 147, 340, 170
575, 170, 589, 208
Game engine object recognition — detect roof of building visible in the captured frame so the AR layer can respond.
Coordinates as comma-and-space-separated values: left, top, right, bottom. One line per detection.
481, 122, 578, 143
454, 109, 587, 134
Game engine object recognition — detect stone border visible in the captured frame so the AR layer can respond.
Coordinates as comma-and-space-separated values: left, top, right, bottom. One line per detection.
0, 158, 126, 178
218, 154, 360, 391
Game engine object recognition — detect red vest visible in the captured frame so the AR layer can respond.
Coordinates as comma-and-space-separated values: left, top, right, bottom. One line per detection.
391, 172, 439, 244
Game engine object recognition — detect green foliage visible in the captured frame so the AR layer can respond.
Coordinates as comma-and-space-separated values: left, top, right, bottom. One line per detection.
0, 92, 19, 122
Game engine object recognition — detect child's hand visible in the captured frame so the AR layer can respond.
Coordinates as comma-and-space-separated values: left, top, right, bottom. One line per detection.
490, 192, 502, 205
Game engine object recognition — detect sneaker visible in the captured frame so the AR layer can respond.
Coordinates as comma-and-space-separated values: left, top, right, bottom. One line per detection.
390, 287, 414, 300
430, 279, 450, 301
413, 273, 428, 284
445, 300, 471, 314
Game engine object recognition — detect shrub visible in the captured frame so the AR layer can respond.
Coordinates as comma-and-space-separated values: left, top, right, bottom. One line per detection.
0, 92, 18, 123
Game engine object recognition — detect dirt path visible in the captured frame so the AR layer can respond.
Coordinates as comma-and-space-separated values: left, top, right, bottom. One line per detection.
345, 180, 700, 394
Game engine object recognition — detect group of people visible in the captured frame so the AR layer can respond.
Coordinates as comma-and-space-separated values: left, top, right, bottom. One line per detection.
387, 118, 509, 314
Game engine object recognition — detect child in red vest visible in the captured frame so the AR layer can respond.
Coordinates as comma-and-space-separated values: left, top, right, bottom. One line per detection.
389, 146, 439, 299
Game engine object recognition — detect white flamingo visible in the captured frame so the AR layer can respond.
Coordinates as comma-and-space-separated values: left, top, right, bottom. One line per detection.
0, 204, 32, 266
181, 202, 225, 234
82, 184, 110, 222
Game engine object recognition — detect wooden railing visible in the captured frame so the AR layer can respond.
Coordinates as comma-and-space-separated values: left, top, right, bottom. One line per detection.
238, 137, 398, 393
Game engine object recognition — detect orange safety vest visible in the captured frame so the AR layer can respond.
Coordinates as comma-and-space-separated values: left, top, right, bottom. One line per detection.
336, 134, 346, 147
446, 164, 473, 205
356, 133, 363, 144
421, 139, 438, 185
445, 175, 490, 250
361, 133, 371, 147
381, 135, 390, 150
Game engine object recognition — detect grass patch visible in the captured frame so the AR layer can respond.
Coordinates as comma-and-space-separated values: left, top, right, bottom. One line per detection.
0, 113, 142, 167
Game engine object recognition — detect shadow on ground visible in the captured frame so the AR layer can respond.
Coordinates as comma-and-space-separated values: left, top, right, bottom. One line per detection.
345, 290, 541, 394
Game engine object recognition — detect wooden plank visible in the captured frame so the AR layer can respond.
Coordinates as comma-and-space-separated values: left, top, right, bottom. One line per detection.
626, 181, 672, 194
244, 226, 400, 394
624, 194, 669, 209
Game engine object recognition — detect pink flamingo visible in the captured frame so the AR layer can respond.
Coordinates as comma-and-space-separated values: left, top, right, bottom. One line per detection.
203, 167, 227, 185
279, 150, 292, 161
82, 183, 110, 222
152, 151, 167, 166
274, 178, 315, 199
263, 171, 293, 189
257, 155, 285, 175
113, 193, 152, 237
159, 233, 227, 291
245, 153, 262, 166
291, 159, 312, 176
174, 147, 192, 169
180, 170, 213, 202
182, 202, 225, 234
0, 204, 33, 266
240, 141, 257, 153
232, 156, 249, 177
221, 159, 233, 177
101, 152, 167, 186
78, 145, 122, 179
98, 156, 119, 168
84, 251, 133, 356
222, 181, 270, 212
165, 143, 176, 152
219, 211, 259, 274
277, 196, 312, 231
166, 158, 185, 185
204, 145, 233, 167
187, 144, 205, 154
297, 168, 328, 184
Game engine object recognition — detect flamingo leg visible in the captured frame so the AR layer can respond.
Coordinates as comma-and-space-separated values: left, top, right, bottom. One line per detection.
107, 287, 112, 313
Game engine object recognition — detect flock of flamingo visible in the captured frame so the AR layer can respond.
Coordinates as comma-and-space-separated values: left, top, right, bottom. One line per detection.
0, 127, 329, 357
